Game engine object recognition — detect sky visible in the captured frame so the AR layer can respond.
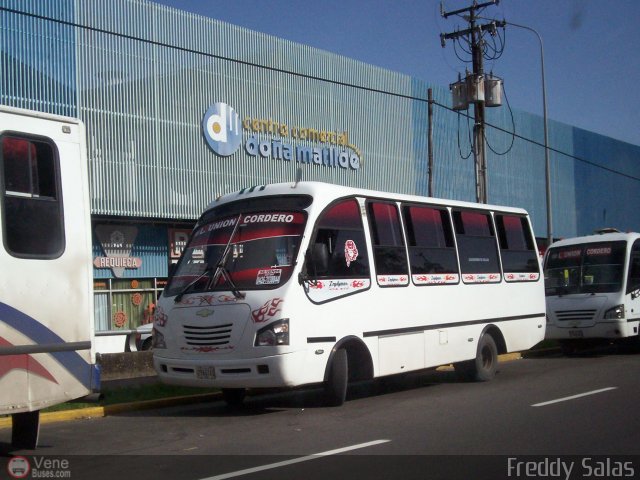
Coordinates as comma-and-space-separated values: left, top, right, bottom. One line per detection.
153, 0, 640, 147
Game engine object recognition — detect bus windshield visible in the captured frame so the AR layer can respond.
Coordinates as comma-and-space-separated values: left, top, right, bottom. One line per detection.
544, 241, 627, 296
165, 208, 307, 297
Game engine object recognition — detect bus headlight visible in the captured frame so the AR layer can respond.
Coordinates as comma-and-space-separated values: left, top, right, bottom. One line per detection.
255, 319, 289, 346
604, 305, 625, 320
152, 328, 167, 349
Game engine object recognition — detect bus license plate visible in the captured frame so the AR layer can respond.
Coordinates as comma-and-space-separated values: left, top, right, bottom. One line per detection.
196, 366, 216, 380
568, 330, 584, 338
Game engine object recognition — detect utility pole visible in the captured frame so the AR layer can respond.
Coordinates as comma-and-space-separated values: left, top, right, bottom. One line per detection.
440, 0, 504, 204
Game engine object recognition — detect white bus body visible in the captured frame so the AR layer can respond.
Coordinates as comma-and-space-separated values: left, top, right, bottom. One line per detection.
153, 182, 545, 405
0, 106, 98, 448
544, 231, 640, 350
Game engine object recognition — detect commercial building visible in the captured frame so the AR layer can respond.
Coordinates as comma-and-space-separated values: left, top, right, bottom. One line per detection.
2, 0, 639, 352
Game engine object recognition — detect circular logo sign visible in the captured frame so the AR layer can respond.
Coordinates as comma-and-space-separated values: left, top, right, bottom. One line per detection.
7, 456, 30, 479
202, 102, 242, 156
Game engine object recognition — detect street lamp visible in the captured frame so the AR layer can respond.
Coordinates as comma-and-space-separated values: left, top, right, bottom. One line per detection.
505, 21, 553, 247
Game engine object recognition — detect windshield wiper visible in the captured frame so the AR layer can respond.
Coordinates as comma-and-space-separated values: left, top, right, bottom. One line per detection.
174, 266, 214, 303
208, 214, 246, 299
174, 214, 246, 302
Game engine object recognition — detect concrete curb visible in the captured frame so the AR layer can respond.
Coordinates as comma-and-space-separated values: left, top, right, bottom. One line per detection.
0, 392, 222, 430
0, 352, 532, 430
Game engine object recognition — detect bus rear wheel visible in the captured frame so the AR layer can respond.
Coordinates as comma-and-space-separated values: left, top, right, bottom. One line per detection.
454, 334, 498, 382
324, 348, 348, 406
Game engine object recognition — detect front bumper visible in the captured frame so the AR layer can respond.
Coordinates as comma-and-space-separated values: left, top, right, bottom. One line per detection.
153, 349, 310, 389
546, 319, 639, 340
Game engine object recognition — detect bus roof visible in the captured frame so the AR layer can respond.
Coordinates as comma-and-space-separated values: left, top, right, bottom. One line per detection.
206, 181, 530, 215
550, 231, 640, 248
0, 104, 83, 126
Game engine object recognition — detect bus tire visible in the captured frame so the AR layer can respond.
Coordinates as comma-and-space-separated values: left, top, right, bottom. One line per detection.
455, 334, 498, 382
324, 348, 348, 406
11, 410, 40, 449
222, 388, 246, 407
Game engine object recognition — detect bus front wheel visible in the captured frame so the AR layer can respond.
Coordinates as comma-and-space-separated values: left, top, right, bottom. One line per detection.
324, 348, 348, 406
222, 388, 246, 407
454, 334, 498, 382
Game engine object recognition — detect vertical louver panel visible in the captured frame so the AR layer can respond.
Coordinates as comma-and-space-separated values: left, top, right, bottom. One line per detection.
1, 0, 639, 239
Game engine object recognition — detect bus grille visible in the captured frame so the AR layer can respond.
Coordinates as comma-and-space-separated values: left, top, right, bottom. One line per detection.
554, 309, 597, 322
183, 323, 233, 346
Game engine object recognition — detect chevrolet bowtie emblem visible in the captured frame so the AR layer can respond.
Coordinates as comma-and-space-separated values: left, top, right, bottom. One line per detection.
196, 309, 215, 317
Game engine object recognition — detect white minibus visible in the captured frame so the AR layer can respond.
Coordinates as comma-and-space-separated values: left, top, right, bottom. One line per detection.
0, 107, 98, 448
153, 181, 545, 406
544, 230, 640, 353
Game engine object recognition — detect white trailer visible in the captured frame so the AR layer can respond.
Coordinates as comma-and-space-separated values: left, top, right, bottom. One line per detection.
544, 230, 640, 353
0, 106, 98, 448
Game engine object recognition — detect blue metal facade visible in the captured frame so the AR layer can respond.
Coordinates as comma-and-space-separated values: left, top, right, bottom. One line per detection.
2, 0, 640, 242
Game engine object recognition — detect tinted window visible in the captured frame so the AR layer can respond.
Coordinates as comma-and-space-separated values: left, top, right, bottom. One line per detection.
545, 241, 626, 295
403, 205, 459, 285
311, 199, 370, 278
495, 214, 540, 280
453, 210, 500, 283
368, 201, 408, 284
165, 210, 307, 296
1, 135, 64, 258
627, 240, 640, 294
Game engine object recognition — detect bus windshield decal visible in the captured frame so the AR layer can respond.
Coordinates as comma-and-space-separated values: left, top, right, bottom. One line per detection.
166, 209, 307, 296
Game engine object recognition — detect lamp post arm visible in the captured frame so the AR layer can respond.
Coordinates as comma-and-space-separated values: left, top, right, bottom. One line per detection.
505, 20, 553, 247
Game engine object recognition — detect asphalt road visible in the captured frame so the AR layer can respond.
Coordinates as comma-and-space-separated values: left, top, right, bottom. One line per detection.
2, 349, 640, 480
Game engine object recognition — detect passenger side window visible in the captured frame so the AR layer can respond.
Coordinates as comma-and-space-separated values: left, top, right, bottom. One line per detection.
310, 198, 370, 278
1, 134, 64, 258
495, 214, 540, 282
452, 210, 501, 283
367, 201, 408, 286
402, 204, 459, 285
627, 240, 640, 294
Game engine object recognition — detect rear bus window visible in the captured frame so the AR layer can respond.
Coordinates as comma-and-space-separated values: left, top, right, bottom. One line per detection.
402, 204, 459, 285
367, 201, 408, 286
495, 214, 540, 282
453, 210, 501, 283
1, 134, 64, 258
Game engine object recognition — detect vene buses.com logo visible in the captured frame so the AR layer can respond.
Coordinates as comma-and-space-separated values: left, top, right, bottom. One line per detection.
202, 102, 242, 156
7, 456, 30, 478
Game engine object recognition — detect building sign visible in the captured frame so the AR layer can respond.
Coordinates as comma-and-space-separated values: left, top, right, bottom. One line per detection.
202, 102, 242, 156
94, 225, 142, 277
202, 102, 362, 170
169, 228, 191, 263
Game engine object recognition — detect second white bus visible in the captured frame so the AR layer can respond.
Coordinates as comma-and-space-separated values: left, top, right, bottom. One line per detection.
544, 230, 640, 353
153, 182, 545, 406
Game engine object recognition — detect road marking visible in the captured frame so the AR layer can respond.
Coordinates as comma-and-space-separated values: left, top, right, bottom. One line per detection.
531, 387, 617, 407
200, 439, 391, 480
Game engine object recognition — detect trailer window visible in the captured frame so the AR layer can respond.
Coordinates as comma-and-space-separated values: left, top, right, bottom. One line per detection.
495, 214, 539, 280
1, 134, 64, 258
402, 205, 459, 285
453, 210, 501, 283
367, 201, 408, 285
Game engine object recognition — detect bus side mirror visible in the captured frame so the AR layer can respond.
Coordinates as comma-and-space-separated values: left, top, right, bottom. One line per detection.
308, 243, 329, 276
168, 263, 177, 278
299, 243, 329, 285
